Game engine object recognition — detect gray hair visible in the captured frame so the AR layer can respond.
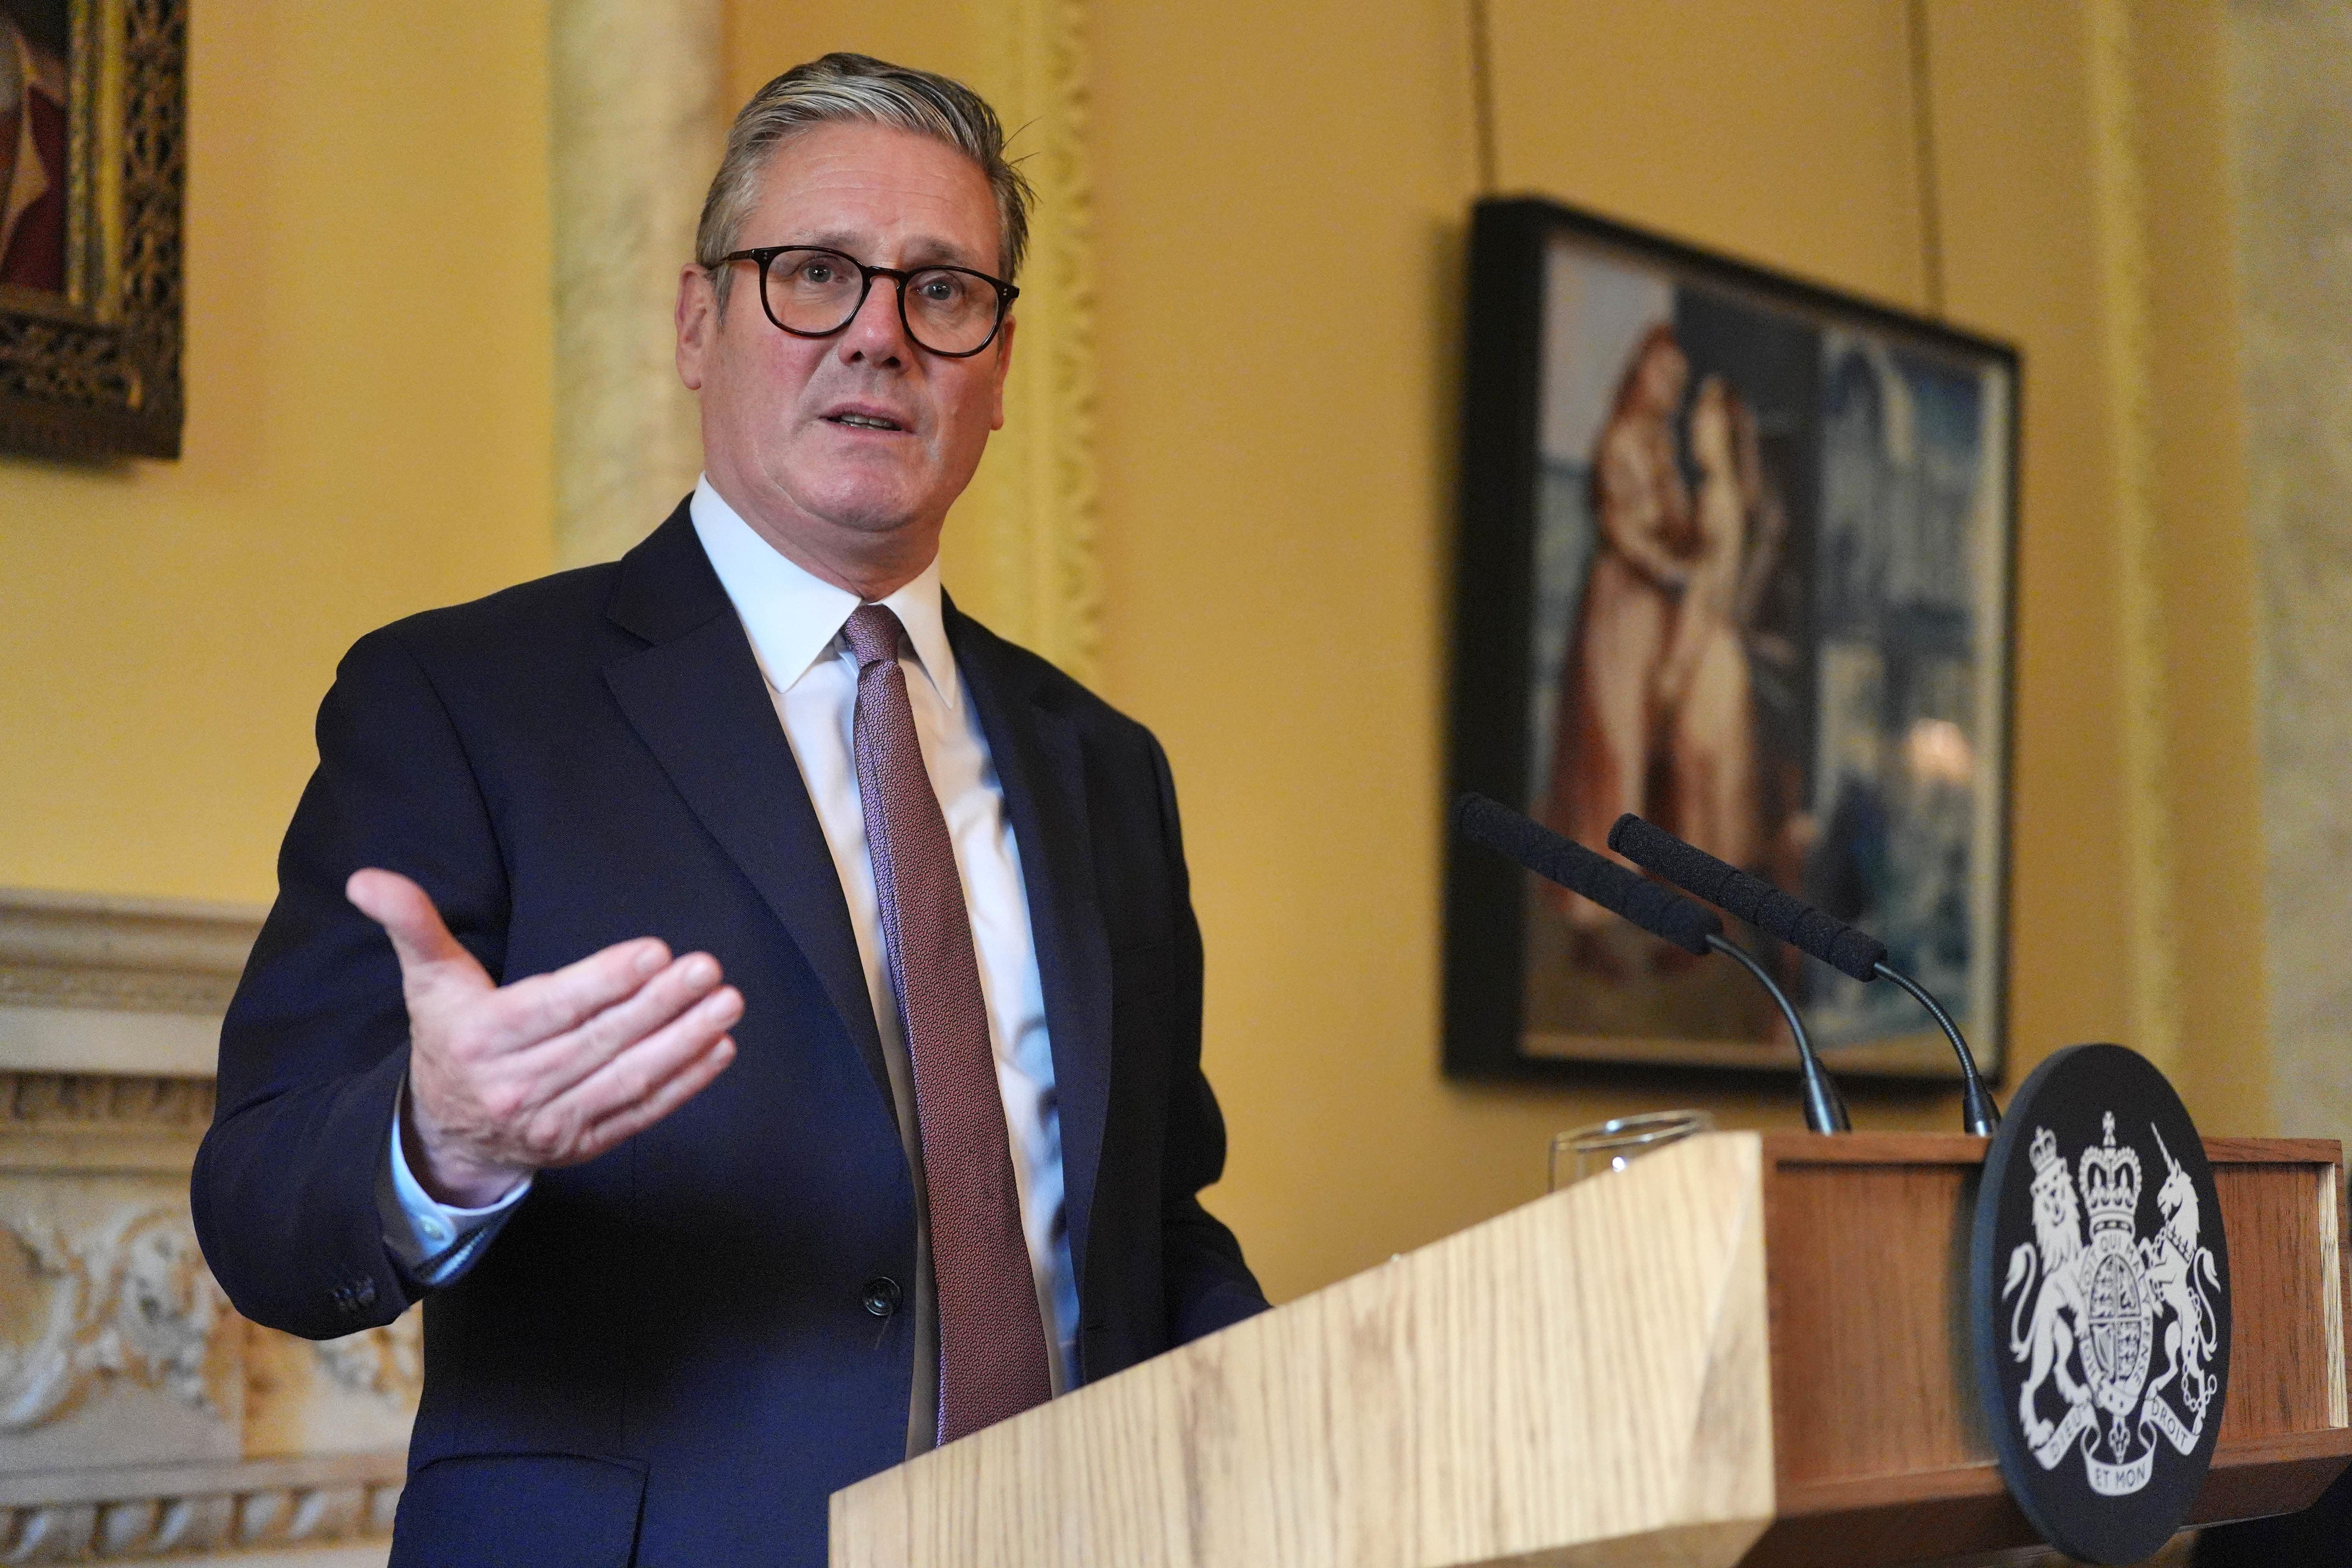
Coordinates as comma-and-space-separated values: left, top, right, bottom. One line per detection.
695, 53, 1035, 302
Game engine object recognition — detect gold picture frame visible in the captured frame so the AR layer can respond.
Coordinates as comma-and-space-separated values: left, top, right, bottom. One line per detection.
0, 0, 184, 460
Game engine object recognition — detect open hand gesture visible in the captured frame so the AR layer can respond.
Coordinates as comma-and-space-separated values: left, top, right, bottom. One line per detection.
347, 869, 742, 1207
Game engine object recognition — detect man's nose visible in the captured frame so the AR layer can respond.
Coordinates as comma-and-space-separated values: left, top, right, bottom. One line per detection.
836, 273, 910, 365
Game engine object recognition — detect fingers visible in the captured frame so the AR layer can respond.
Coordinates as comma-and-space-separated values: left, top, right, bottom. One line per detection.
379, 888, 746, 1177
348, 869, 490, 998
482, 935, 679, 1053
583, 1036, 737, 1152
503, 988, 741, 1169
518, 953, 732, 1102
555, 981, 743, 1130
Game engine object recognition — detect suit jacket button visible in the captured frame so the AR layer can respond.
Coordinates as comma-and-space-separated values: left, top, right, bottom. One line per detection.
351, 1278, 377, 1308
862, 1277, 902, 1318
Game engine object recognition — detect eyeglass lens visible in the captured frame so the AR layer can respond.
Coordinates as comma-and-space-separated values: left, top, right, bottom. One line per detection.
765, 250, 1003, 355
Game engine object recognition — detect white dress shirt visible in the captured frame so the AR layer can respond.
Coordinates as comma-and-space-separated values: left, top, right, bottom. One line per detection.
382, 477, 1080, 1420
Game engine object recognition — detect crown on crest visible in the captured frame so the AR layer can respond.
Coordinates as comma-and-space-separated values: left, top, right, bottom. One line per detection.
2027, 1124, 2073, 1207
2078, 1111, 2142, 1236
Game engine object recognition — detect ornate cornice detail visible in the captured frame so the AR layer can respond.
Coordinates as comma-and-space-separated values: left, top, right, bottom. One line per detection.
0, 890, 263, 1020
2, 1074, 214, 1131
0, 1207, 229, 1436
0, 1193, 417, 1560
0, 967, 237, 1016
0, 895, 411, 1565
0, 1454, 403, 1561
312, 1317, 423, 1408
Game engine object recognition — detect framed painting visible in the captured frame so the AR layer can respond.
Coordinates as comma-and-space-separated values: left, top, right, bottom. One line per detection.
1444, 198, 2019, 1084
0, 0, 185, 460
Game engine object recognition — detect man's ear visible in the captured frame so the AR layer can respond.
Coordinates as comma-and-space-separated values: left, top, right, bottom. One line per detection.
988, 313, 1016, 432
676, 265, 719, 391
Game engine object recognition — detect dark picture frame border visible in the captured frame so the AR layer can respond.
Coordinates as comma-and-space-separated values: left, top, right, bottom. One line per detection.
1443, 196, 2022, 1087
0, 0, 187, 461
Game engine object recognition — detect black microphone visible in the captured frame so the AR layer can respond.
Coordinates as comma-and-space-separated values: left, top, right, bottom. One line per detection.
1452, 793, 1718, 953
1607, 813, 2001, 1136
1608, 813, 1886, 980
1452, 794, 1850, 1134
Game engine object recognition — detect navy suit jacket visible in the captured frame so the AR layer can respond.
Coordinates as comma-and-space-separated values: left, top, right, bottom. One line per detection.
192, 503, 1267, 1568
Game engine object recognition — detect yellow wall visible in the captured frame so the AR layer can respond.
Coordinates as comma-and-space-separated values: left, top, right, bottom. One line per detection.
0, 1, 554, 904
0, 3, 2262, 1310
736, 0, 2271, 1304
1085, 1, 1930, 1302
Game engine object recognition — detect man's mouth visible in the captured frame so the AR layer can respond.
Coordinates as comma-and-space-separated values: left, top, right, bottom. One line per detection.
826, 411, 906, 432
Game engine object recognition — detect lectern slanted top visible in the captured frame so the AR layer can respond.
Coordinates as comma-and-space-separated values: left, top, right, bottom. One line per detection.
831, 1132, 2351, 1568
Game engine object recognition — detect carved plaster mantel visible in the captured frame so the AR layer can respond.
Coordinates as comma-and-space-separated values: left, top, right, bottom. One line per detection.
1, 889, 415, 1565
0, 890, 260, 1078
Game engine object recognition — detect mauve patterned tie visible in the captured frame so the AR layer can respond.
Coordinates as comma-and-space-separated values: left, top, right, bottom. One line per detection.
842, 603, 1053, 1443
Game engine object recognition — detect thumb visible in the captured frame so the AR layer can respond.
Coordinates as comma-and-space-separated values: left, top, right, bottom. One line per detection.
347, 869, 490, 1000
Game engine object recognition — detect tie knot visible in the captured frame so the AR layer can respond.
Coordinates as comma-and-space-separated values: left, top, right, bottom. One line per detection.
842, 603, 906, 669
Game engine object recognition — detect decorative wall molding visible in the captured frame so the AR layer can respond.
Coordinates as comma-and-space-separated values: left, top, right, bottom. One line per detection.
2225, 0, 2352, 1151
0, 891, 261, 1080
0, 892, 261, 1019
0, 1452, 404, 1562
3, 1076, 214, 1134
551, 0, 726, 568
0, 889, 411, 1563
0, 1206, 229, 1436
0, 1076, 214, 1180
947, 0, 1104, 684
310, 1319, 421, 1409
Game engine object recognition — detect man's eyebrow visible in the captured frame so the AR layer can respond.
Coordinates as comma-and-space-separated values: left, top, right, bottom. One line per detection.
786, 230, 865, 254
899, 236, 986, 268
772, 230, 990, 270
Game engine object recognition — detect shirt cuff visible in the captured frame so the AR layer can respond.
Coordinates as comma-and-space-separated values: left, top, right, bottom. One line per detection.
377, 1082, 530, 1288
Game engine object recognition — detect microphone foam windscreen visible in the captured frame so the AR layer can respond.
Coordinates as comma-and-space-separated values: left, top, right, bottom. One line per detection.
1453, 794, 1721, 955
1607, 813, 1886, 981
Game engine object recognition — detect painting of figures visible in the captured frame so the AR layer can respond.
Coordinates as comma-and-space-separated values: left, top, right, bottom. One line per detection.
1446, 199, 2017, 1082
0, 0, 68, 297
0, 0, 185, 459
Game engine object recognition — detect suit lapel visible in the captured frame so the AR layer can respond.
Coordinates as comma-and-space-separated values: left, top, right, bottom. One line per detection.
950, 606, 1113, 1290
599, 520, 1111, 1285
600, 505, 892, 1109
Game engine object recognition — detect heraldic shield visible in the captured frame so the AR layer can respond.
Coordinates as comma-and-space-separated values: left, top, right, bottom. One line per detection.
1971, 1044, 2232, 1564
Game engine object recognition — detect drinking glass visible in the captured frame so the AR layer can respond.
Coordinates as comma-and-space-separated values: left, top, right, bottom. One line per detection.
1548, 1110, 1717, 1191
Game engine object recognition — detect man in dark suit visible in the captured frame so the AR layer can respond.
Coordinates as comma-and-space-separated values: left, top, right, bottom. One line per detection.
192, 54, 1265, 1568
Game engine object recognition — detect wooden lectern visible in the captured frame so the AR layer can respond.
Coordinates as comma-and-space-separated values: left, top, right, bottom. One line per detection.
831, 1133, 2351, 1568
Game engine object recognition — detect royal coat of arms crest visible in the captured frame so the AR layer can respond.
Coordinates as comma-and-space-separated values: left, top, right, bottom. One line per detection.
2004, 1109, 2220, 1495
2002, 1112, 2223, 1496
1973, 1043, 2232, 1564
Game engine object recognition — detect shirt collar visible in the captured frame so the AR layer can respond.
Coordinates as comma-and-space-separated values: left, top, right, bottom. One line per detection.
688, 475, 960, 711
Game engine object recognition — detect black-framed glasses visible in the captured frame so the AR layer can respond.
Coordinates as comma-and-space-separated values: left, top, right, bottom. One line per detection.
717, 246, 1018, 358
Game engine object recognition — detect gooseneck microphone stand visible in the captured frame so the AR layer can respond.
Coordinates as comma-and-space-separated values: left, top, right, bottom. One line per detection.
1872, 960, 2000, 1135
1707, 934, 1849, 1133
1607, 812, 2000, 1136
1452, 793, 1850, 1135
